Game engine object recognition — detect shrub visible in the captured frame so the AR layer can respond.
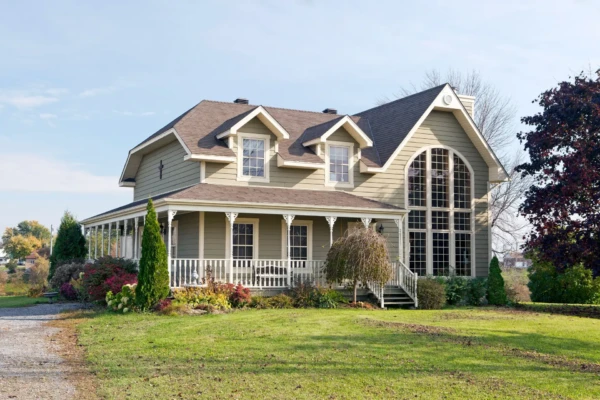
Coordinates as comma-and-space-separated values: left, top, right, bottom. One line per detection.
136, 199, 169, 310
70, 274, 88, 302
49, 262, 86, 290
49, 211, 87, 279
529, 260, 600, 304
29, 257, 49, 288
28, 286, 45, 298
289, 281, 318, 308
324, 227, 393, 302
438, 276, 469, 305
172, 287, 231, 311
487, 256, 507, 306
503, 268, 531, 304
230, 284, 251, 308
465, 277, 487, 306
81, 256, 138, 302
6, 260, 17, 274
60, 282, 78, 300
154, 298, 172, 312
105, 284, 137, 313
417, 279, 446, 310
0, 270, 8, 293
314, 288, 346, 309
267, 293, 294, 309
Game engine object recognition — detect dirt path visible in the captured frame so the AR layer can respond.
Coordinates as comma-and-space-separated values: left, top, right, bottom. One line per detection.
0, 303, 84, 400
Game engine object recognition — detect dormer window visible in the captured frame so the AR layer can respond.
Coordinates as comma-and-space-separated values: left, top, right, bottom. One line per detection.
325, 141, 354, 187
237, 133, 270, 182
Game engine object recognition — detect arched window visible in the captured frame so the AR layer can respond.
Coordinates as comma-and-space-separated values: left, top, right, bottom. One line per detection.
407, 147, 474, 276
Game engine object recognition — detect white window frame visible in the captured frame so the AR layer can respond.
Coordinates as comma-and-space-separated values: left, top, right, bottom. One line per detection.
280, 219, 313, 260
225, 217, 259, 259
237, 132, 270, 183
325, 141, 354, 188
405, 146, 475, 277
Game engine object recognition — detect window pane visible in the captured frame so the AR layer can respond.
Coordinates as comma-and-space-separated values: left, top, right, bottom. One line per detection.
329, 146, 349, 183
432, 211, 449, 230
454, 155, 471, 209
288, 224, 309, 260
233, 223, 254, 260
455, 233, 471, 276
409, 232, 426, 276
242, 138, 266, 177
432, 232, 449, 275
454, 212, 471, 231
431, 148, 449, 208
408, 210, 426, 230
408, 152, 426, 207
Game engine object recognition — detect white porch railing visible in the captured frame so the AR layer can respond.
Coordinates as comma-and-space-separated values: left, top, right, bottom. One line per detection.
170, 259, 327, 289
170, 258, 418, 308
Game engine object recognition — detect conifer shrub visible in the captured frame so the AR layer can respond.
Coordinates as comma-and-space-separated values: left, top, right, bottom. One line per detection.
49, 211, 87, 279
135, 199, 170, 310
487, 256, 508, 306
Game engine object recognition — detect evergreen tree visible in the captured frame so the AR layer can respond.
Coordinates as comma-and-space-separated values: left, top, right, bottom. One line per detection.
49, 211, 87, 278
487, 256, 507, 305
135, 199, 170, 309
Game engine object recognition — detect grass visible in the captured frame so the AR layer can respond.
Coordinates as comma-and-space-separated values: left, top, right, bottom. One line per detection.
0, 295, 45, 308
76, 308, 600, 399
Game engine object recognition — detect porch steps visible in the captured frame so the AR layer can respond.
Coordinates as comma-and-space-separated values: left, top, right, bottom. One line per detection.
380, 286, 415, 307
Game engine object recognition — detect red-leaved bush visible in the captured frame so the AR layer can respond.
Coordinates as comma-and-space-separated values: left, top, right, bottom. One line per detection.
153, 298, 172, 312
60, 282, 78, 301
82, 257, 138, 302
230, 284, 251, 307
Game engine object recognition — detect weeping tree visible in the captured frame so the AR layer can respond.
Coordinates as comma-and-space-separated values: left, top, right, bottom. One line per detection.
135, 199, 169, 310
324, 227, 393, 303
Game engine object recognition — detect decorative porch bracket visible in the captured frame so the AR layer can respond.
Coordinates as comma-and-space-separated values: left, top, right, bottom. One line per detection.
225, 212, 238, 284
282, 214, 295, 286
325, 216, 337, 247
361, 217, 372, 229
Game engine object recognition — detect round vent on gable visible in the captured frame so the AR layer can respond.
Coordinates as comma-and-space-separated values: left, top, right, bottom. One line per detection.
442, 94, 453, 105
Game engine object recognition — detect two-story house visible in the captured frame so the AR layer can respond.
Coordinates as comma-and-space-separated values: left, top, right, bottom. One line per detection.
81, 84, 507, 307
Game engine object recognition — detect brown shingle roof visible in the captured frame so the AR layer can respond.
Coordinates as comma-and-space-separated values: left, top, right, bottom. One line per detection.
169, 183, 401, 210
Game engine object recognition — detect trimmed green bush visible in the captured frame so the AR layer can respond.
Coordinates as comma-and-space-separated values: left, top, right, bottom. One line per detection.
465, 277, 487, 306
417, 279, 446, 309
437, 276, 469, 305
528, 259, 600, 304
135, 200, 169, 310
49, 211, 87, 279
487, 256, 507, 306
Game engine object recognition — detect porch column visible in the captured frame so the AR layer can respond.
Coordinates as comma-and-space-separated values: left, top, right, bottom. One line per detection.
94, 226, 98, 259
361, 217, 372, 229
225, 212, 238, 284
394, 217, 403, 262
167, 210, 177, 287
325, 216, 337, 247
108, 223, 112, 257
283, 214, 295, 287
115, 221, 120, 258
123, 219, 128, 258
134, 217, 139, 260
87, 228, 91, 260
101, 225, 105, 257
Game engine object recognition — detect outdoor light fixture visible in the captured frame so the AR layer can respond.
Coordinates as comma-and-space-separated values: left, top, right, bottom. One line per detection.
160, 223, 165, 235
377, 224, 384, 234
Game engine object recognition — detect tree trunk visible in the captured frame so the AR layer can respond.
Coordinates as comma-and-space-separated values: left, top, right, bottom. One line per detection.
353, 280, 358, 303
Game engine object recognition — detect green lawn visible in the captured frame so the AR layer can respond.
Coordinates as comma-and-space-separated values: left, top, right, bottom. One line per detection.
0, 295, 45, 308
77, 308, 600, 399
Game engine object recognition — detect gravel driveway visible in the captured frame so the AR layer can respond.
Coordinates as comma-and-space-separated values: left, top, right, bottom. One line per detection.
0, 303, 83, 400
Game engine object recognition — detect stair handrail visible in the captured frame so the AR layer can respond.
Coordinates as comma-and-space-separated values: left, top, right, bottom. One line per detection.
395, 261, 418, 308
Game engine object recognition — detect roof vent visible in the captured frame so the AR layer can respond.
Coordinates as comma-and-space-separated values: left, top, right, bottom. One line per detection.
233, 98, 249, 104
322, 108, 337, 114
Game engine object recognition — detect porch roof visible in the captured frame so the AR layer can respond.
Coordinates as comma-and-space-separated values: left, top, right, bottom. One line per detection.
81, 183, 405, 225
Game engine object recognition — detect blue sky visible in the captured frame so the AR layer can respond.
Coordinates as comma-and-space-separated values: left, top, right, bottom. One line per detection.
0, 0, 598, 232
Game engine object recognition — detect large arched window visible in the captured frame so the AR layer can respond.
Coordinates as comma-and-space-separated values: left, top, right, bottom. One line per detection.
407, 147, 474, 276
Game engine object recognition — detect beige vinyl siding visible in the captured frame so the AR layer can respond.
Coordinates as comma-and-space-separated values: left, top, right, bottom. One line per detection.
134, 140, 200, 201
204, 212, 226, 259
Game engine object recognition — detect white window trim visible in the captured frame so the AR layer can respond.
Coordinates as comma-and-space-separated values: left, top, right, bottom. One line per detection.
280, 219, 313, 260
225, 217, 260, 259
236, 133, 270, 183
325, 141, 355, 188
405, 146, 476, 277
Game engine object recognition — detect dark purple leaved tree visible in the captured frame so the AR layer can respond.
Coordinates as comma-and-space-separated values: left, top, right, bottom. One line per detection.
517, 70, 600, 275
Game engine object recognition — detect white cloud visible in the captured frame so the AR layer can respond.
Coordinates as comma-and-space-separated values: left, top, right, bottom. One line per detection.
79, 85, 117, 98
45, 88, 69, 96
39, 113, 57, 119
0, 93, 58, 108
113, 110, 155, 117
0, 154, 122, 194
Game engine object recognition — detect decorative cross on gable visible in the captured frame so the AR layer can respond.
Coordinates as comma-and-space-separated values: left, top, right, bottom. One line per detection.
158, 160, 164, 179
